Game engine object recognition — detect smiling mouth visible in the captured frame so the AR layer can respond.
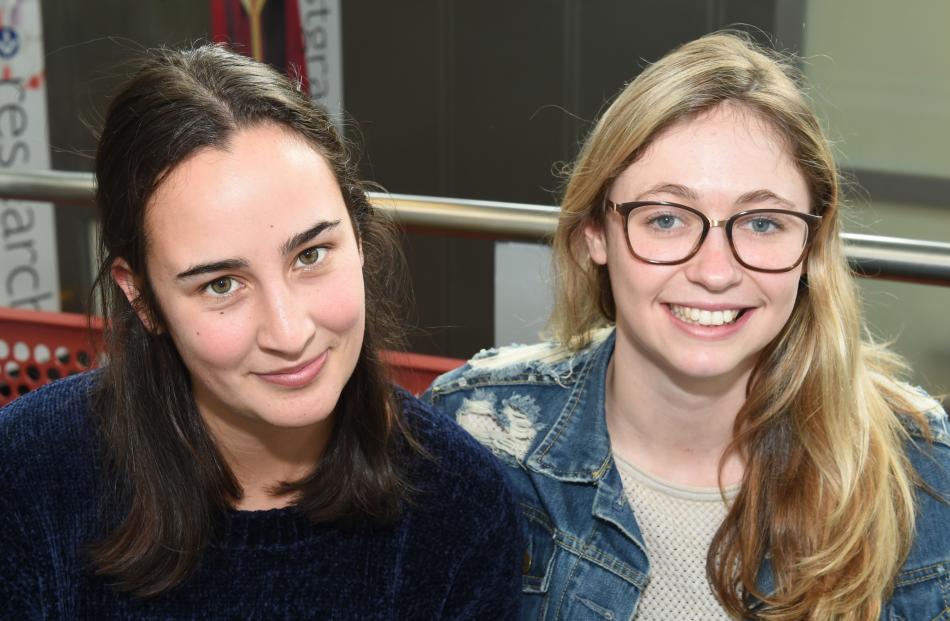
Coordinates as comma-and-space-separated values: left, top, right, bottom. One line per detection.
668, 304, 750, 326
255, 351, 329, 387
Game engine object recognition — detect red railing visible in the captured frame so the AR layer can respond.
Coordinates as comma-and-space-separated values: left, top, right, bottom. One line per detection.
0, 307, 463, 407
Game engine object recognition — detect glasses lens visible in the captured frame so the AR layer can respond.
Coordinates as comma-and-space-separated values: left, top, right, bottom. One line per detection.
625, 204, 704, 262
730, 211, 809, 270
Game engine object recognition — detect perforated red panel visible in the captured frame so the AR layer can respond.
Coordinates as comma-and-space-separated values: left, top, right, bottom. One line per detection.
0, 308, 463, 406
381, 350, 464, 395
0, 308, 104, 407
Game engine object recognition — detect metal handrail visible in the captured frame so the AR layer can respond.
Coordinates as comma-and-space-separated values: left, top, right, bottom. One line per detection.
2, 169, 949, 287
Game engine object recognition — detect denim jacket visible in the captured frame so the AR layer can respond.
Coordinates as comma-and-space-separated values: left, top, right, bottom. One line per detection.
424, 328, 950, 620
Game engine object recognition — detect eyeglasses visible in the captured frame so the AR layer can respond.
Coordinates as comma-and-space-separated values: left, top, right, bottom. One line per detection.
604, 199, 822, 273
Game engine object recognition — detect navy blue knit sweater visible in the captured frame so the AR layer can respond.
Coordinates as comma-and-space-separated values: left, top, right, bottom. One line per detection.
0, 373, 522, 619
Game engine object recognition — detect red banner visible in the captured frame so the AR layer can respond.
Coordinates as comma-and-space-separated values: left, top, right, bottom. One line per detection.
209, 0, 309, 93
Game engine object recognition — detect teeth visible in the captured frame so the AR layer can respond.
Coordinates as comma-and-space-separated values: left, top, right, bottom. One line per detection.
670, 305, 741, 326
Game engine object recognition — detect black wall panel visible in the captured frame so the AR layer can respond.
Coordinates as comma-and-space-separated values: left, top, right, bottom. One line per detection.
342, 0, 793, 357
42, 0, 210, 313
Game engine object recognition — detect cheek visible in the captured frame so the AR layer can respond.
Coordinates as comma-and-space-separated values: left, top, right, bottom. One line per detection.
166, 306, 257, 373
607, 258, 670, 307
761, 270, 803, 324
307, 267, 366, 335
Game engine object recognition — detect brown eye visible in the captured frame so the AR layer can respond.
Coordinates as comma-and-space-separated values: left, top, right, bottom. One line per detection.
296, 246, 326, 267
207, 277, 235, 296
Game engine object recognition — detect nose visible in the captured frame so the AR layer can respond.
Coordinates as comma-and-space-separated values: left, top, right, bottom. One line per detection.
256, 281, 316, 357
683, 226, 743, 291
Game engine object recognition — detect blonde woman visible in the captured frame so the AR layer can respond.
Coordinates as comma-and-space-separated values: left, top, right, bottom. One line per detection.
426, 32, 949, 620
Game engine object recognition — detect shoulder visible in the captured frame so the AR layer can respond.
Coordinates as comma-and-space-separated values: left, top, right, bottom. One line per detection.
424, 328, 612, 467
889, 390, 950, 618
395, 388, 519, 527
0, 372, 100, 494
394, 392, 524, 618
1, 371, 99, 452
0, 375, 111, 617
397, 389, 509, 495
899, 387, 950, 480
895, 387, 950, 518
899, 385, 949, 443
897, 388, 950, 559
428, 327, 612, 394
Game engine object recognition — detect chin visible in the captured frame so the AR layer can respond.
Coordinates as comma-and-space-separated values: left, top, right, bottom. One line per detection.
663, 352, 751, 383
235, 389, 338, 429
252, 409, 335, 430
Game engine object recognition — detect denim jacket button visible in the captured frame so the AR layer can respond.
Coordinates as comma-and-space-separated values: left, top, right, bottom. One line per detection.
522, 550, 532, 575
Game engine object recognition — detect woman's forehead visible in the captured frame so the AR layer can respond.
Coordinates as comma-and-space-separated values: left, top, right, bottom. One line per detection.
612, 105, 807, 209
142, 125, 350, 270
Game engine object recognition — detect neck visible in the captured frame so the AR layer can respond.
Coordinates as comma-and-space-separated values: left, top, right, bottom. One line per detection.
605, 338, 749, 489
197, 400, 333, 511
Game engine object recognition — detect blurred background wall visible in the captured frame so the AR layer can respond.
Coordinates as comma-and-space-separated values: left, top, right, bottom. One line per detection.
36, 0, 949, 398
802, 0, 950, 397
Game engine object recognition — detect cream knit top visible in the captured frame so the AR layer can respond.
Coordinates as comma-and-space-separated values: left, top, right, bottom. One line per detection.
614, 454, 740, 620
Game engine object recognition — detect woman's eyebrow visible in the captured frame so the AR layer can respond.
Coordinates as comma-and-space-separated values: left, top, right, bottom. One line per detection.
280, 220, 341, 256
175, 221, 343, 281
176, 258, 249, 281
635, 184, 797, 209
636, 183, 699, 202
735, 189, 796, 209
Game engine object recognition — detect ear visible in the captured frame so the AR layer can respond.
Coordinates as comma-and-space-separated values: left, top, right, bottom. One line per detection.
584, 220, 609, 266
111, 258, 158, 332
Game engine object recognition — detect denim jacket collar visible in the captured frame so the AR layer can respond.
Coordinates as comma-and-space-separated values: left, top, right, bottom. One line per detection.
428, 327, 950, 619
525, 331, 616, 483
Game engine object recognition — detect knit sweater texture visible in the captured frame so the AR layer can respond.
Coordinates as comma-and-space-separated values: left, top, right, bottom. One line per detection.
0, 372, 522, 620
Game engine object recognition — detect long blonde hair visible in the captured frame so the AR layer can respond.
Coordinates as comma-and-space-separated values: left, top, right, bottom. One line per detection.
551, 31, 932, 620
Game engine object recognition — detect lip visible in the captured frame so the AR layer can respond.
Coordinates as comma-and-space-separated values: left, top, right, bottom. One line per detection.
255, 350, 329, 388
664, 303, 755, 339
667, 302, 752, 311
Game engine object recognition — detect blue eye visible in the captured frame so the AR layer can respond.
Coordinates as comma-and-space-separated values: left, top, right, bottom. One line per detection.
747, 217, 782, 233
647, 213, 683, 230
296, 246, 327, 267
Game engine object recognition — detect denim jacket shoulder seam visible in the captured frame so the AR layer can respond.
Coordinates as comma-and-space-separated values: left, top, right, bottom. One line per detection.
435, 330, 612, 395
431, 374, 565, 397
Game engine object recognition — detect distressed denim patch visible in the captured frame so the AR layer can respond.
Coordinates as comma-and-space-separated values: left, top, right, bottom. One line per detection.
456, 391, 542, 463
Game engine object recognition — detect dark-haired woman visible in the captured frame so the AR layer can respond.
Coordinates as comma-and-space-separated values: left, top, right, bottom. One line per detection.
0, 45, 521, 619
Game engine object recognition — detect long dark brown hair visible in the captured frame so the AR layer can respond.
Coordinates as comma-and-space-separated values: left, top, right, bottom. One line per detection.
90, 44, 415, 597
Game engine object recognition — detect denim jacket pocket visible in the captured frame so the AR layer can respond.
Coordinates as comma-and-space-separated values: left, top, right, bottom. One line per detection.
886, 561, 950, 621
520, 504, 559, 620
522, 504, 558, 594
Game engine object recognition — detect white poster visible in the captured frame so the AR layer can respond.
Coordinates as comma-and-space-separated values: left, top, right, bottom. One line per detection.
297, 0, 342, 122
0, 0, 58, 311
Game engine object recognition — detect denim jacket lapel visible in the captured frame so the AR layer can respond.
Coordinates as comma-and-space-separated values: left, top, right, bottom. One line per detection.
525, 330, 615, 483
